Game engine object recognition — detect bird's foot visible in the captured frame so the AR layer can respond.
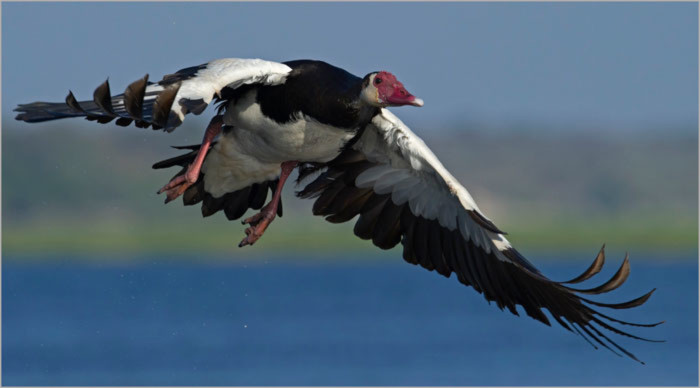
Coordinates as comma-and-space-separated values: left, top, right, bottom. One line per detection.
157, 168, 198, 204
157, 115, 223, 204
238, 205, 277, 247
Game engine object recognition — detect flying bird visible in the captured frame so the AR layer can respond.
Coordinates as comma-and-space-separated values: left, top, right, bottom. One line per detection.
15, 58, 662, 362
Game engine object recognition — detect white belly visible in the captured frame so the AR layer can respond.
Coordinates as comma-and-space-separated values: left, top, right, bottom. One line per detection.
201, 90, 356, 197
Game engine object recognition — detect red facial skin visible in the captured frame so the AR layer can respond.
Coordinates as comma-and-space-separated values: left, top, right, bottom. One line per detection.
374, 71, 422, 107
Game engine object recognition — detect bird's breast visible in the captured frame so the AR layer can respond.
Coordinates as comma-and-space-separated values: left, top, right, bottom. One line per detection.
222, 91, 357, 164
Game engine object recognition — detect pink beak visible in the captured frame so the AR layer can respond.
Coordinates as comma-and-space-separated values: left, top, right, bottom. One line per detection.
384, 87, 424, 107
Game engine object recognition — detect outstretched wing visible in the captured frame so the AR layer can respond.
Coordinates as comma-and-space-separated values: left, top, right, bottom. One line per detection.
15, 58, 292, 131
298, 108, 662, 363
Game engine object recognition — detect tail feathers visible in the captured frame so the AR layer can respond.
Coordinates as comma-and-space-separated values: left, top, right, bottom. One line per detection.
15, 76, 185, 131
153, 144, 282, 220
152, 144, 206, 170
14, 101, 88, 122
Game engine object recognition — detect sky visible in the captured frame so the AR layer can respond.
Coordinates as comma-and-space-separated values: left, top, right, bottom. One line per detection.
2, 2, 697, 133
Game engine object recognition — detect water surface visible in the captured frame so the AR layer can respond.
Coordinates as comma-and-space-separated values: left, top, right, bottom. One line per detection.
3, 253, 697, 386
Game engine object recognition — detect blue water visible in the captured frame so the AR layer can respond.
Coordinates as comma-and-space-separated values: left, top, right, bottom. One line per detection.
2, 253, 697, 386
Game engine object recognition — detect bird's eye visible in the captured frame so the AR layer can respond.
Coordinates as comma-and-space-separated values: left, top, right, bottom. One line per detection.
374, 77, 382, 85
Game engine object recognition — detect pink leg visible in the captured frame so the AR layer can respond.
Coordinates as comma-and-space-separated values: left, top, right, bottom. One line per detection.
239, 161, 299, 247
158, 116, 223, 203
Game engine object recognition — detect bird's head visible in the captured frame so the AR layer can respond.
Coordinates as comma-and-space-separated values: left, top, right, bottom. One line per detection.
360, 71, 423, 108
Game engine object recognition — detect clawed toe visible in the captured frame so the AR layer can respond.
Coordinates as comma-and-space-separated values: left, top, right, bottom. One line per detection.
158, 175, 185, 194
158, 173, 195, 203
163, 183, 192, 203
238, 210, 276, 247
239, 227, 262, 247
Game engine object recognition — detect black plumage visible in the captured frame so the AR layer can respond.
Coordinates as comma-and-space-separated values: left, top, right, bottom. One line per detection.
297, 148, 663, 364
92, 80, 115, 116
123, 75, 149, 121
215, 60, 379, 133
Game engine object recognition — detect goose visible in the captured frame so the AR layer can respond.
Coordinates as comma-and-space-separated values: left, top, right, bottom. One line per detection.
15, 57, 662, 362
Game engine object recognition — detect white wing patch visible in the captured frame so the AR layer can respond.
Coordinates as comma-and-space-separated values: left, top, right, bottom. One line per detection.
169, 58, 292, 121
354, 108, 513, 259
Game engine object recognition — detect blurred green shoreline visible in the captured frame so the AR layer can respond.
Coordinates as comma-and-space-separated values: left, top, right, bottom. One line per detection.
3, 123, 697, 260
3, 215, 696, 258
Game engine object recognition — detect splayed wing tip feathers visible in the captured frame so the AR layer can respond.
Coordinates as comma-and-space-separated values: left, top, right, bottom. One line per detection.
296, 111, 661, 363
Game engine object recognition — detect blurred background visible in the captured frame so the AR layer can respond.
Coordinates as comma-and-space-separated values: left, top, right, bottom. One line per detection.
2, 2, 698, 386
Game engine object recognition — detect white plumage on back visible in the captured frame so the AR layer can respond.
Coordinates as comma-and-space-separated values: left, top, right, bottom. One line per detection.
169, 58, 292, 122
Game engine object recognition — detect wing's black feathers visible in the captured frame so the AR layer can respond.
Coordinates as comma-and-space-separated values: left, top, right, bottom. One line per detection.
440, 227, 458, 272
470, 243, 502, 305
579, 323, 624, 358
501, 247, 543, 276
201, 193, 226, 218
412, 217, 434, 271
193, 180, 276, 221
312, 179, 347, 216
171, 144, 201, 151
570, 321, 599, 349
65, 91, 86, 113
159, 63, 206, 86
88, 115, 115, 124
562, 245, 606, 284
295, 162, 325, 185
495, 261, 526, 316
551, 313, 573, 332
134, 120, 150, 129
325, 188, 373, 224
450, 229, 480, 292
152, 145, 201, 169
400, 207, 419, 265
124, 74, 149, 120
14, 101, 81, 122
328, 149, 367, 166
115, 117, 133, 127
566, 254, 630, 295
588, 323, 644, 364
93, 79, 115, 116
427, 220, 451, 277
505, 265, 554, 320
324, 184, 365, 217
248, 182, 269, 210
589, 316, 664, 343
153, 84, 181, 128
297, 149, 660, 363
460, 236, 486, 294
372, 201, 404, 250
580, 288, 656, 310
179, 98, 208, 115
468, 210, 506, 235
338, 161, 376, 185
353, 195, 389, 240
490, 261, 530, 318
482, 253, 515, 312
183, 179, 205, 206
296, 174, 331, 199
297, 170, 343, 200
589, 309, 665, 328
223, 186, 252, 221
